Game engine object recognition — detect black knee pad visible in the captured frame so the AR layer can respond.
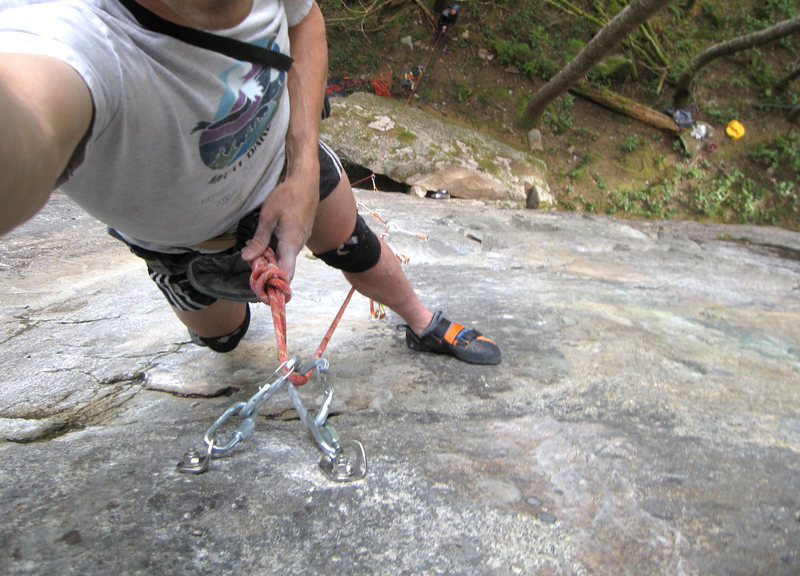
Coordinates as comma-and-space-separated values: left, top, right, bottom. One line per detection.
191, 304, 251, 353
313, 215, 382, 273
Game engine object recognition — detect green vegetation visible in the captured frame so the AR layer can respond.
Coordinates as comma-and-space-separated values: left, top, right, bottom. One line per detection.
594, 145, 799, 226
319, 0, 799, 230
395, 126, 418, 144
544, 95, 575, 134
619, 135, 644, 153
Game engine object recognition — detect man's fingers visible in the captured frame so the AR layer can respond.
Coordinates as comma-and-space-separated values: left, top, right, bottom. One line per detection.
241, 236, 269, 262
276, 248, 298, 283
241, 209, 277, 261
241, 225, 301, 283
275, 226, 307, 282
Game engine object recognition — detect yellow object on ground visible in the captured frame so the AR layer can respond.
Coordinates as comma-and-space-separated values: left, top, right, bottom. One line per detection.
726, 120, 745, 140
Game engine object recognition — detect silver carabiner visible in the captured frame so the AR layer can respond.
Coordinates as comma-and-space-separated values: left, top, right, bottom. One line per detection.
295, 356, 329, 385
203, 401, 250, 453
239, 356, 298, 419
287, 358, 338, 458
287, 358, 368, 482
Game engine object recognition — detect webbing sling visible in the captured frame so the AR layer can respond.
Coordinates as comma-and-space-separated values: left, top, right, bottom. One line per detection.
117, 0, 294, 72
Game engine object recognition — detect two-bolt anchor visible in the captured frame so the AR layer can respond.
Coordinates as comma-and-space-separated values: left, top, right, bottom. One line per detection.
176, 355, 367, 482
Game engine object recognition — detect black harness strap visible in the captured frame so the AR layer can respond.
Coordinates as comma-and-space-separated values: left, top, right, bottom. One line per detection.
117, 0, 293, 72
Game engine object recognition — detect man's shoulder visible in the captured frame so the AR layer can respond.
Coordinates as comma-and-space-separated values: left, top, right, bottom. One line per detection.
0, 0, 120, 38
0, 0, 125, 59
0, 0, 136, 137
1, 0, 102, 17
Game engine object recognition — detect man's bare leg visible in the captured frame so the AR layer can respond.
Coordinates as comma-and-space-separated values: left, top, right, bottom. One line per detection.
306, 174, 433, 335
306, 172, 500, 365
174, 299, 247, 339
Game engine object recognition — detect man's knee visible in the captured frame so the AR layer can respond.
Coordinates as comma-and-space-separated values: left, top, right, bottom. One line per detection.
313, 214, 382, 273
189, 304, 251, 353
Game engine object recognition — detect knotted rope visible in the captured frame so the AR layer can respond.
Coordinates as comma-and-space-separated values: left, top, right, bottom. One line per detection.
250, 248, 355, 386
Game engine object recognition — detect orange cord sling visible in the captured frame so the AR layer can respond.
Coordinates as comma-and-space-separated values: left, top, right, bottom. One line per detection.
249, 248, 356, 386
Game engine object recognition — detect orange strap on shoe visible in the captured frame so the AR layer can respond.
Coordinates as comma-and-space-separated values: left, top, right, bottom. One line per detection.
443, 322, 466, 345
250, 248, 355, 386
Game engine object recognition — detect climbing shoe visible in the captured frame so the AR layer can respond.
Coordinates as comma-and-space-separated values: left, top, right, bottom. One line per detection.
405, 311, 501, 365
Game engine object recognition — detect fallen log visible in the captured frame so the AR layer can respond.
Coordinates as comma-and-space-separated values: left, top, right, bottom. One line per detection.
570, 80, 680, 133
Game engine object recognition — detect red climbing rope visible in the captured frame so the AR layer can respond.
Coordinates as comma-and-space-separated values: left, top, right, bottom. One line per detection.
249, 248, 355, 386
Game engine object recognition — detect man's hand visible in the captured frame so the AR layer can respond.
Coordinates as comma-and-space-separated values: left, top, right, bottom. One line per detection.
240, 166, 319, 282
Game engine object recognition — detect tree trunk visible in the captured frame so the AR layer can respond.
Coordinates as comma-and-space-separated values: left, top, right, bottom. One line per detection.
571, 81, 679, 132
517, 0, 678, 131
673, 16, 800, 107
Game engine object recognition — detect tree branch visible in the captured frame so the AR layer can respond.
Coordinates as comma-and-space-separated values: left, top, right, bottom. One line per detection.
775, 65, 800, 93
517, 0, 678, 131
674, 16, 800, 106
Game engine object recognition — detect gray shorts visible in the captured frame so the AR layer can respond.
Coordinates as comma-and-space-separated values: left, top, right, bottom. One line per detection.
111, 141, 344, 311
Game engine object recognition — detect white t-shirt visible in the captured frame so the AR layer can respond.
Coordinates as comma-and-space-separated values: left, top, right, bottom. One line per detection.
0, 0, 314, 249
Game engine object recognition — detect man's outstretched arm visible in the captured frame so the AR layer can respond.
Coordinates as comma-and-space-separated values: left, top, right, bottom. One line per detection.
0, 54, 93, 236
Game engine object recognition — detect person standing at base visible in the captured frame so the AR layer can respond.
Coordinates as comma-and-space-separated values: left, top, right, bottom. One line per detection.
434, 3, 459, 50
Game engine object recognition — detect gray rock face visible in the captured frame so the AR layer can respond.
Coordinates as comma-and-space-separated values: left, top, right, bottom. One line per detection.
321, 92, 552, 205
1, 191, 799, 575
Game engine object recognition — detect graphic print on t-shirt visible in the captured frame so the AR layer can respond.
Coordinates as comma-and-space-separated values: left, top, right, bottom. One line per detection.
192, 37, 286, 171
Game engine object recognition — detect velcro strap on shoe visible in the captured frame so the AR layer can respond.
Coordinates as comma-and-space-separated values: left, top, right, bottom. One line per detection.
443, 322, 466, 345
